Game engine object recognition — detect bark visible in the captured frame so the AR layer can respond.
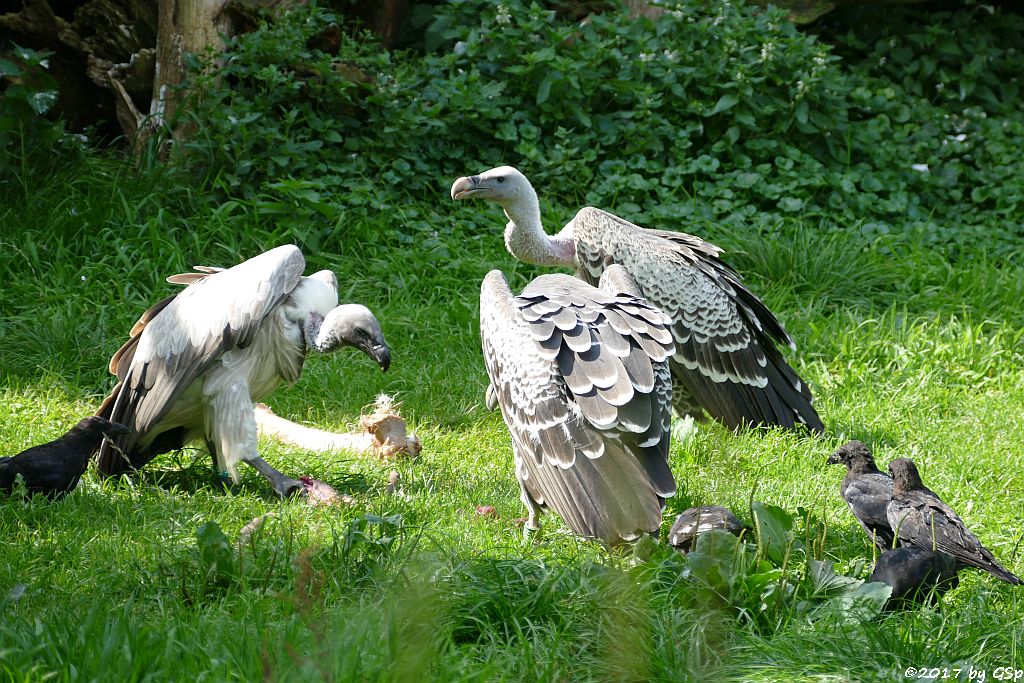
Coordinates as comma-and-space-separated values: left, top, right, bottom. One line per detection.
1, 0, 287, 152
147, 0, 230, 149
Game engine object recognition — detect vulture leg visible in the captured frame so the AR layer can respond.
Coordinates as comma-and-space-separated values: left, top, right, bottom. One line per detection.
514, 450, 543, 538
205, 379, 299, 497
206, 438, 233, 490
246, 455, 303, 498
484, 383, 499, 411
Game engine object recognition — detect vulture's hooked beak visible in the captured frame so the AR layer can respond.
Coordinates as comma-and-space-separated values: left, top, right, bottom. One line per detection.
825, 452, 842, 465
450, 175, 483, 201
369, 343, 391, 372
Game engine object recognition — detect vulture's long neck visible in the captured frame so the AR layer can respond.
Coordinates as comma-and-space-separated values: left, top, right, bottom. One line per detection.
503, 187, 577, 268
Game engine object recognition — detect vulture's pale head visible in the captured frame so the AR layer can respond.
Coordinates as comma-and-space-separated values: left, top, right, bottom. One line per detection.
308, 304, 390, 371
450, 166, 536, 209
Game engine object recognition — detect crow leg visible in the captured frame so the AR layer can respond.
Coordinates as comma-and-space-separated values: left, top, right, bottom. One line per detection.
245, 455, 303, 498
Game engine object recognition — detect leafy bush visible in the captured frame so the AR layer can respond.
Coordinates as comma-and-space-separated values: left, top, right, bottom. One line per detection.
0, 45, 65, 180
181, 0, 1024, 257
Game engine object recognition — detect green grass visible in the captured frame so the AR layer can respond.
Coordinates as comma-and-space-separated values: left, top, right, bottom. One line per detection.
2, 153, 1024, 682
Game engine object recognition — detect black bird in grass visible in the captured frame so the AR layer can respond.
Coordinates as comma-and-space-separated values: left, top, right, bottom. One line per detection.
868, 547, 959, 609
0, 417, 129, 498
669, 506, 749, 552
887, 458, 1022, 586
827, 440, 895, 551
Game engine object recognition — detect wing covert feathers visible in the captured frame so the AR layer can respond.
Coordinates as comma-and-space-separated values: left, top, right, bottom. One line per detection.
571, 207, 823, 433
480, 270, 676, 544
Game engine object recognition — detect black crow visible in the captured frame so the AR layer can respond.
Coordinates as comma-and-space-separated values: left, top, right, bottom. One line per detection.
868, 547, 959, 609
827, 440, 895, 551
1, 417, 128, 498
669, 506, 749, 552
887, 458, 1022, 586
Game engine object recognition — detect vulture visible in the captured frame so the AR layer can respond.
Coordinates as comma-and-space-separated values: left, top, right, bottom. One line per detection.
1, 417, 128, 498
480, 266, 676, 544
868, 547, 959, 609
95, 245, 390, 497
827, 440, 895, 550
452, 166, 823, 434
887, 458, 1022, 586
668, 505, 749, 553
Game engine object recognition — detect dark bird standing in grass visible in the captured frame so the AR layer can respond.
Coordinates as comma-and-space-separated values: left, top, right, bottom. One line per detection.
0, 417, 129, 498
95, 245, 390, 497
827, 440, 895, 551
887, 458, 1022, 586
480, 266, 677, 544
868, 547, 959, 609
452, 166, 823, 434
669, 506, 749, 552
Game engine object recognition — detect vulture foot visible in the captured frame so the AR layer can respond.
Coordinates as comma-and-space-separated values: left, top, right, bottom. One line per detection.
522, 521, 542, 543
247, 455, 303, 498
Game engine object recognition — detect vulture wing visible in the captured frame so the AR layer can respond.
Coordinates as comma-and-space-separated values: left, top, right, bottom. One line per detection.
571, 207, 823, 433
480, 269, 676, 544
96, 245, 307, 474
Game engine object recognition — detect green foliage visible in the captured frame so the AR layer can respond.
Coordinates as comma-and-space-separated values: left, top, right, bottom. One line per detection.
679, 507, 890, 633
822, 4, 1024, 252
196, 519, 236, 587
182, 1, 1023, 259
0, 45, 66, 181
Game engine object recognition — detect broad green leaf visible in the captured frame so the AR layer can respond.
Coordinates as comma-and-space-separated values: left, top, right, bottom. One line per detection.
0, 58, 22, 78
708, 94, 739, 116
752, 501, 801, 566
197, 520, 234, 580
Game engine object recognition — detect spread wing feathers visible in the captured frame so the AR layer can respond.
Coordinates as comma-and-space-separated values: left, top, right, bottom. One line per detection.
165, 265, 223, 287
571, 207, 822, 433
842, 472, 895, 550
96, 245, 306, 474
480, 270, 676, 543
889, 493, 1023, 585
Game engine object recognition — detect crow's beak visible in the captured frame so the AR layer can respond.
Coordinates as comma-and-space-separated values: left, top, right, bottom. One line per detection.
106, 422, 131, 436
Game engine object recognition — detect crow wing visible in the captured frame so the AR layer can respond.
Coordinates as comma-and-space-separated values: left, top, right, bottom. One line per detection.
888, 490, 1022, 585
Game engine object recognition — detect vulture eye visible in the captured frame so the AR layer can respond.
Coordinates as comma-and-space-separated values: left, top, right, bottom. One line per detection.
496, 177, 506, 184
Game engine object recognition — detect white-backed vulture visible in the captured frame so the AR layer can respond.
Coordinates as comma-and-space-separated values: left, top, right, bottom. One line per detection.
96, 245, 390, 496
